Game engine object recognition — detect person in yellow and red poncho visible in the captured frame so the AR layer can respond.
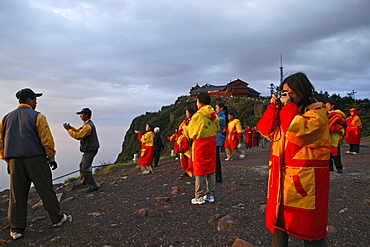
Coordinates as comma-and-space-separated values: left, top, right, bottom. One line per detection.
256, 73, 330, 246
177, 107, 196, 177
345, 108, 362, 155
224, 112, 245, 161
326, 101, 346, 173
183, 93, 219, 205
135, 124, 155, 174
167, 128, 180, 159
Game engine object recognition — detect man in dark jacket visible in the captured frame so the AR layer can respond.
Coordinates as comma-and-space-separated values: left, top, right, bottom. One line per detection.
152, 127, 164, 167
63, 108, 99, 192
0, 88, 67, 240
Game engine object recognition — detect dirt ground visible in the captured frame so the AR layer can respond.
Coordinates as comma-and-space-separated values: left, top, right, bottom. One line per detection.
0, 142, 369, 247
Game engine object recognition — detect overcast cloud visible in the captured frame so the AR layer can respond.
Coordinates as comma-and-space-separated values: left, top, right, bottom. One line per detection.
0, 0, 369, 189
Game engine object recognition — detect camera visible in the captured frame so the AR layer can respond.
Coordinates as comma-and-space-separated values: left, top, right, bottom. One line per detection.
274, 90, 288, 102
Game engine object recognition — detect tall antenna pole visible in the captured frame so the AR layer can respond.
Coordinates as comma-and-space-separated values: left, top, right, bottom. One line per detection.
279, 54, 284, 83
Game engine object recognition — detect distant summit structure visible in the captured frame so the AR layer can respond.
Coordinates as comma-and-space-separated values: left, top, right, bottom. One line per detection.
189, 79, 260, 98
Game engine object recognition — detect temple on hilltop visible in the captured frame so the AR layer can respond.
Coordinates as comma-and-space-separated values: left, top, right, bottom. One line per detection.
189, 79, 260, 98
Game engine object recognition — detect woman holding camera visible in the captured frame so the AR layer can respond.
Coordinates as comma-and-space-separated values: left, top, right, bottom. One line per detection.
256, 72, 330, 246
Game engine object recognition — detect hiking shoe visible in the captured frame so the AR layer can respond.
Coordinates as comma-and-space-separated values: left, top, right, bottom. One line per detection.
203, 195, 215, 203
86, 187, 98, 193
10, 231, 22, 240
191, 197, 205, 205
53, 214, 68, 227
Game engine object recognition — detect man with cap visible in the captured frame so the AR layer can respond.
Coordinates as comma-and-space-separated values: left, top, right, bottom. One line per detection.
63, 107, 99, 192
0, 88, 68, 240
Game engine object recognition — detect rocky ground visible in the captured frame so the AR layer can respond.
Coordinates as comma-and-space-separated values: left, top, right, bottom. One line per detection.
0, 141, 369, 247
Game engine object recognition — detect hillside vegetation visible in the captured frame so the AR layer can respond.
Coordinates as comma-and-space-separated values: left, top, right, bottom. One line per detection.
115, 93, 370, 164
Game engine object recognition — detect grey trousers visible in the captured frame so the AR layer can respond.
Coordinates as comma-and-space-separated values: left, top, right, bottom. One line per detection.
79, 150, 98, 190
271, 229, 328, 247
194, 173, 215, 198
8, 156, 63, 232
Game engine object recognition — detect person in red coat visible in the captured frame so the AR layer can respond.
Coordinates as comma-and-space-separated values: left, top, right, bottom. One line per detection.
345, 108, 362, 154
243, 126, 252, 149
135, 124, 155, 174
257, 72, 330, 246
224, 113, 245, 161
251, 127, 260, 146
167, 128, 180, 159
177, 108, 196, 177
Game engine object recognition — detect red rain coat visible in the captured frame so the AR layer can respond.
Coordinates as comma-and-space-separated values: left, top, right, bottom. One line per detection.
177, 117, 193, 176
345, 108, 362, 145
167, 132, 181, 153
184, 105, 219, 176
136, 131, 155, 166
244, 127, 252, 148
327, 110, 345, 156
224, 118, 242, 149
256, 102, 330, 241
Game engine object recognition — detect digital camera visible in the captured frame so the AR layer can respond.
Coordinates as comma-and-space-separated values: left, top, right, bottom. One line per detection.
274, 90, 288, 102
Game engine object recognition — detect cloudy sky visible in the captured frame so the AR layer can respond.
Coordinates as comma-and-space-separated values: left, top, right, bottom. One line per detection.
0, 0, 369, 190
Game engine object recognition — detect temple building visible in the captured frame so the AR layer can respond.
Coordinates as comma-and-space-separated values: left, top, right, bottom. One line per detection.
189, 79, 260, 98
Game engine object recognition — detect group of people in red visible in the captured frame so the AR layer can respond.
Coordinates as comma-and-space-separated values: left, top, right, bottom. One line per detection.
243, 126, 261, 149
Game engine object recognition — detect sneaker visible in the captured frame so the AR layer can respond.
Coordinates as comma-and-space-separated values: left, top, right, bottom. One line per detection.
337, 170, 343, 173
225, 158, 233, 161
53, 214, 68, 227
203, 195, 215, 203
191, 197, 205, 205
239, 151, 246, 159
10, 231, 22, 240
142, 170, 150, 174
351, 152, 359, 155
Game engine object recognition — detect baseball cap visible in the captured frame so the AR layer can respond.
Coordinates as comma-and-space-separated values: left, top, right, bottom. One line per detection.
76, 108, 92, 115
16, 88, 43, 100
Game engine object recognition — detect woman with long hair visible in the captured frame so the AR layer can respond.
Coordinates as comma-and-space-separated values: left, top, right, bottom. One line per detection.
257, 72, 330, 246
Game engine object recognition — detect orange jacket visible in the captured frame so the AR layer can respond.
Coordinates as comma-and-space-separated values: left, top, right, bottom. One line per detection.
256, 102, 330, 241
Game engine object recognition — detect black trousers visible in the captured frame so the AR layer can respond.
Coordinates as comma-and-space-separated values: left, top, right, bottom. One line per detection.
153, 149, 161, 167
216, 146, 222, 182
349, 144, 360, 153
329, 145, 343, 171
